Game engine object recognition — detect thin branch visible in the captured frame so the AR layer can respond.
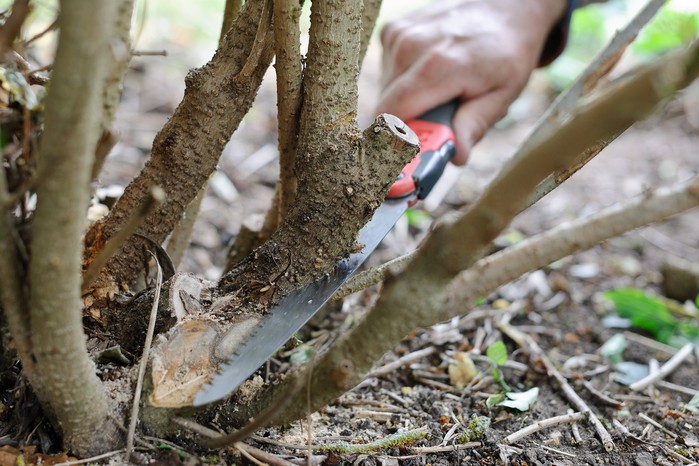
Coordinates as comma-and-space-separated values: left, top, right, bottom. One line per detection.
268, 0, 304, 226
126, 254, 163, 457
53, 449, 126, 466
0, 0, 29, 58
581, 380, 624, 410
638, 412, 678, 438
367, 347, 437, 378
526, 0, 665, 205
82, 186, 165, 292
501, 412, 588, 446
629, 343, 695, 392
22, 18, 57, 47
410, 442, 480, 454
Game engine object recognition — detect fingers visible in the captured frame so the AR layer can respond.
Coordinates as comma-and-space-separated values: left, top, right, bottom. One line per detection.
451, 88, 514, 165
377, 49, 465, 122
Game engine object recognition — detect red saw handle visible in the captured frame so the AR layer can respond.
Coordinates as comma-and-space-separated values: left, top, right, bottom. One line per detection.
387, 101, 457, 200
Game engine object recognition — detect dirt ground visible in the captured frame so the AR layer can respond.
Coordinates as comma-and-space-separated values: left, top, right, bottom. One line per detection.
93, 31, 699, 466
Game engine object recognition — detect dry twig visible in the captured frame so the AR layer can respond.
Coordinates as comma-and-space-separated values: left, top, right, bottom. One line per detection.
125, 254, 163, 457
500, 412, 588, 446
630, 343, 695, 392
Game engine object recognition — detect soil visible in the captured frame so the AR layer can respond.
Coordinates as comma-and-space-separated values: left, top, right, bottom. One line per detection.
13, 26, 697, 466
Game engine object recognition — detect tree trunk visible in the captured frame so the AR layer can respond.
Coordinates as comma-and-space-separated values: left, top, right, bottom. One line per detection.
28, 0, 124, 456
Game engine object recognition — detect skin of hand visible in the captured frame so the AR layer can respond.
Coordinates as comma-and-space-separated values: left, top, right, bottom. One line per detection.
377, 0, 568, 164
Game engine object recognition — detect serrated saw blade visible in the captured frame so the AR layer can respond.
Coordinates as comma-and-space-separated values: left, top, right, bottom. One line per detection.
193, 199, 409, 406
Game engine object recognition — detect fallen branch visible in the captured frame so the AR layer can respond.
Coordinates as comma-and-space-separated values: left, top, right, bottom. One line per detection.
410, 443, 480, 454
629, 343, 695, 392
499, 323, 615, 451
315, 427, 428, 454
500, 412, 588, 446
367, 347, 437, 378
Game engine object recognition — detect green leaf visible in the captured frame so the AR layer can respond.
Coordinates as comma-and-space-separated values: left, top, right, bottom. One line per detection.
486, 394, 505, 409
486, 341, 508, 367
633, 8, 699, 57
404, 208, 432, 228
602, 288, 699, 346
289, 345, 313, 365
498, 387, 539, 411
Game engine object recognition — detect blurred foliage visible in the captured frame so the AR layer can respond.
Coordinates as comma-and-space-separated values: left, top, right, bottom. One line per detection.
602, 288, 699, 348
548, 0, 699, 89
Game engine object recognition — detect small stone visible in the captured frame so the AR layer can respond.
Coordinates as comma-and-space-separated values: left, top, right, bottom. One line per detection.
634, 451, 653, 466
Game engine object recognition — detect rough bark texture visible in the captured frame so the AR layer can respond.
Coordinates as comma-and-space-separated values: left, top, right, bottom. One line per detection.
218, 0, 413, 306
360, 0, 382, 61
86, 0, 274, 289
134, 116, 417, 417
28, 0, 122, 456
266, 0, 304, 229
226, 0, 305, 271
220, 0, 243, 42
91, 0, 134, 177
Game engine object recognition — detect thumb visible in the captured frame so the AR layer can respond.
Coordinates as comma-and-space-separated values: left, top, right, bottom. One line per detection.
453, 89, 513, 165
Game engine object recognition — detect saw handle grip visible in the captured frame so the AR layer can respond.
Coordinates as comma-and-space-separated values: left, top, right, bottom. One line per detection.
387, 101, 457, 200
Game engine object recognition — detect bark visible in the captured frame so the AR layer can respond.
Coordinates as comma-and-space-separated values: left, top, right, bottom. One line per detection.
360, 0, 382, 61
170, 0, 248, 271
86, 0, 274, 289
227, 0, 305, 270
224, 41, 699, 424
226, 0, 385, 270
527, 0, 664, 204
218, 0, 415, 303
28, 0, 123, 456
267, 0, 303, 229
91, 0, 134, 178
337, 0, 666, 299
138, 115, 417, 415
0, 154, 32, 379
220, 0, 244, 42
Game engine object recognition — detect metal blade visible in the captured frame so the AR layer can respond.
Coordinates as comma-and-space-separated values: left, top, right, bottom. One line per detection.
193, 199, 409, 406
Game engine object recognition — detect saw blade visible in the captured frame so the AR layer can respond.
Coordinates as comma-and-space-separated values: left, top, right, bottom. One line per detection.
193, 199, 409, 406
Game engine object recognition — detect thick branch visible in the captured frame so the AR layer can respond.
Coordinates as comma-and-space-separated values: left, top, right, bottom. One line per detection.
360, 0, 382, 62
527, 0, 664, 204
219, 0, 411, 298
271, 0, 303, 222
28, 0, 123, 456
88, 0, 275, 288
256, 0, 304, 247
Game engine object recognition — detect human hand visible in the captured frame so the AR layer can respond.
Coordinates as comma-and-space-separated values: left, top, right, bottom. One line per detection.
377, 0, 567, 164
